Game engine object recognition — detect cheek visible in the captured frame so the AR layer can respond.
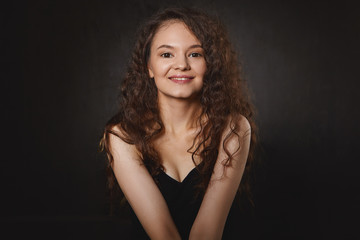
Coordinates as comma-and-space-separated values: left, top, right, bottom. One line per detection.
153, 61, 173, 76
194, 61, 207, 76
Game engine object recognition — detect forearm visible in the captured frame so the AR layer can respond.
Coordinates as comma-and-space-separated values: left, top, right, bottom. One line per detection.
131, 204, 182, 240
147, 227, 181, 240
189, 228, 222, 240
188, 218, 224, 240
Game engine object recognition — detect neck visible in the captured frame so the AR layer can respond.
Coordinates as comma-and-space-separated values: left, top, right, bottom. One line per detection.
158, 95, 202, 136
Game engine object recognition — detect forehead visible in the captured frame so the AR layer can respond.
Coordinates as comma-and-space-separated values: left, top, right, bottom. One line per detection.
151, 20, 201, 47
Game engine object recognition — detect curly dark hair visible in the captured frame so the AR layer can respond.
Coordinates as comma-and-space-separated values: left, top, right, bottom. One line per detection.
100, 7, 257, 212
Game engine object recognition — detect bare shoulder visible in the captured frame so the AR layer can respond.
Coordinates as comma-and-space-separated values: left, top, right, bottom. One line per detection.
107, 124, 127, 140
107, 125, 141, 164
107, 125, 126, 146
218, 114, 251, 165
237, 114, 251, 137
226, 114, 251, 138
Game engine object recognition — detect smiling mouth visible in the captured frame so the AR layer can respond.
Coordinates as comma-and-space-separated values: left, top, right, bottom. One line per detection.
168, 75, 194, 83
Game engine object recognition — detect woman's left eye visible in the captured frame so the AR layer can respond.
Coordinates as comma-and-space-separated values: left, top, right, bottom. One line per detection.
189, 52, 202, 57
160, 53, 173, 58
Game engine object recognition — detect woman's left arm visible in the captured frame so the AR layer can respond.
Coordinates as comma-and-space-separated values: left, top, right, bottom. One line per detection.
189, 115, 251, 240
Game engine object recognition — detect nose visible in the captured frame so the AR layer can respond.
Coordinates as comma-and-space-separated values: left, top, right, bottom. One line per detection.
174, 55, 190, 71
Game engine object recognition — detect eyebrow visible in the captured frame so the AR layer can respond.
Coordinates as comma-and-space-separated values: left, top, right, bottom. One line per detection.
156, 44, 203, 50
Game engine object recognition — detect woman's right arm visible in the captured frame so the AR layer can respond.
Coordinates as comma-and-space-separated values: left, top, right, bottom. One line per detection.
108, 128, 181, 240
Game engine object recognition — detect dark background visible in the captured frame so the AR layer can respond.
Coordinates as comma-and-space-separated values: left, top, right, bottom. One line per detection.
3, 0, 359, 239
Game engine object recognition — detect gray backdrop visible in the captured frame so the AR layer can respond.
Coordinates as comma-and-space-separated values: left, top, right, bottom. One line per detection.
3, 0, 359, 239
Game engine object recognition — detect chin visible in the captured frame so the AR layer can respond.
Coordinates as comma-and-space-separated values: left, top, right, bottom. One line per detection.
170, 91, 201, 100
158, 90, 196, 99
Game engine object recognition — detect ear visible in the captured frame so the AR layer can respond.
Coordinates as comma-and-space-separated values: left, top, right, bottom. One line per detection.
148, 66, 154, 78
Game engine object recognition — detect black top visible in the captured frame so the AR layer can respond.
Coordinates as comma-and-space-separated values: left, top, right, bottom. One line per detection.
129, 167, 250, 240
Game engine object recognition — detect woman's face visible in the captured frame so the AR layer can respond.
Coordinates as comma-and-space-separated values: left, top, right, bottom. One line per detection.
148, 21, 206, 100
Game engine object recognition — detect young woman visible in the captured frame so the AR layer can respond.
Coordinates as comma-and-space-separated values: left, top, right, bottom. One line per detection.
101, 7, 257, 240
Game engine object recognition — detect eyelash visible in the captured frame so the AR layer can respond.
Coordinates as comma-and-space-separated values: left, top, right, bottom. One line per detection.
189, 52, 202, 57
160, 52, 203, 58
160, 52, 173, 58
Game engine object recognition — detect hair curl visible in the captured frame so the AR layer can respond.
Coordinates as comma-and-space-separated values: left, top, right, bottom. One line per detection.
100, 7, 257, 213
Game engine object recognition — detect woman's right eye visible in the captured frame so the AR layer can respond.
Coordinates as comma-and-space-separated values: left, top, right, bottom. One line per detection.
160, 52, 173, 58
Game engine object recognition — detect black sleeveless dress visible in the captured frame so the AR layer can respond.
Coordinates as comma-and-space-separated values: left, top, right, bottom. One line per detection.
129, 167, 251, 239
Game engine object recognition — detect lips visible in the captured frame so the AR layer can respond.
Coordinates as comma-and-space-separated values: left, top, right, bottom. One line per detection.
168, 75, 194, 84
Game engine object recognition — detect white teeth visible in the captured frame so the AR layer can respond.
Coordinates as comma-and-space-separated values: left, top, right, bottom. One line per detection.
171, 78, 190, 80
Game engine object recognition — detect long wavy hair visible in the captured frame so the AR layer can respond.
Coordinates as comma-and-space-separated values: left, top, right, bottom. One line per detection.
100, 7, 257, 212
